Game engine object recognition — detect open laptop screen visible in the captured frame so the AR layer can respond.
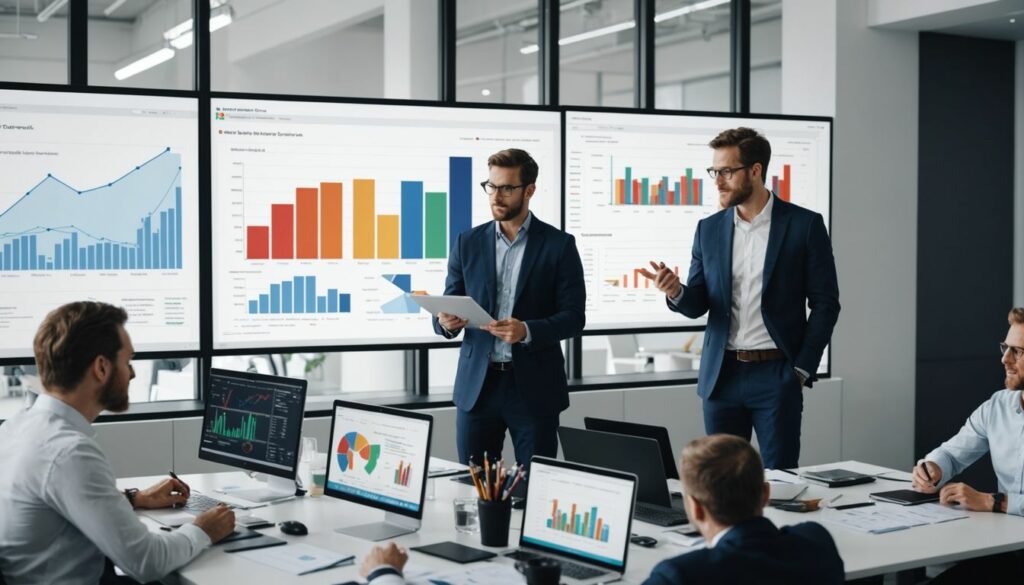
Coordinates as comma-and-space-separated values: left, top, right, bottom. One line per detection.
520, 458, 636, 573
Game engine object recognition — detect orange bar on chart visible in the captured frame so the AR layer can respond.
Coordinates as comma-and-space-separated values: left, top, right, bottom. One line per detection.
615, 179, 625, 205
781, 164, 791, 201
377, 215, 400, 259
295, 187, 318, 259
320, 182, 343, 259
353, 179, 375, 259
552, 499, 558, 527
622, 274, 627, 287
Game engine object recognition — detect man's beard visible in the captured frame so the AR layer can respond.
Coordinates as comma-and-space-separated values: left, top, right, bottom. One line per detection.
99, 366, 129, 413
491, 198, 523, 221
720, 175, 754, 208
1006, 372, 1024, 391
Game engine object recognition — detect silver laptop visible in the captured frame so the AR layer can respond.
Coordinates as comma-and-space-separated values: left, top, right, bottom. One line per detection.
499, 456, 638, 585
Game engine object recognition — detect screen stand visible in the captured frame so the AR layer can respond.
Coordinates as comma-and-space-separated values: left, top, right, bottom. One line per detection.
335, 513, 421, 541
224, 475, 296, 504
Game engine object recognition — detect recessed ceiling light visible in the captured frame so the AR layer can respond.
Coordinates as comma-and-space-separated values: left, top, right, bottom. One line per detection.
481, 89, 491, 96
1012, 18, 1017, 23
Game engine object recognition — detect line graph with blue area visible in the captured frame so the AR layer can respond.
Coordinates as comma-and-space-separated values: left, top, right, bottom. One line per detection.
0, 148, 184, 272
381, 273, 421, 314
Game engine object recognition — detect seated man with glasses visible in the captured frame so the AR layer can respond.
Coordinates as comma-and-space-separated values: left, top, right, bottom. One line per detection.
433, 148, 585, 469
910, 307, 1024, 581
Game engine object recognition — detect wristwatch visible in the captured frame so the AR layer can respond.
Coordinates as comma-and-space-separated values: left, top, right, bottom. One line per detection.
992, 492, 1005, 513
123, 487, 140, 508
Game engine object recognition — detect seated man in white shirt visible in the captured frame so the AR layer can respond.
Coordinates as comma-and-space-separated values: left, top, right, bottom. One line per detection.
911, 307, 1024, 581
0, 301, 235, 585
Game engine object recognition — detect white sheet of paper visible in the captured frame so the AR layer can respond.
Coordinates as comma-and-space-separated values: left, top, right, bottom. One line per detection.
410, 295, 495, 329
408, 564, 526, 585
237, 543, 353, 575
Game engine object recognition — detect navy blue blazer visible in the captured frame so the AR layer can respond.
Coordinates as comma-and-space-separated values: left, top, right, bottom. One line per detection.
642, 517, 844, 585
669, 196, 839, 399
432, 216, 585, 415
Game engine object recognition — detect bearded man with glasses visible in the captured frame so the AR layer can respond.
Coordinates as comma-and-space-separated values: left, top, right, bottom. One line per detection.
433, 148, 585, 468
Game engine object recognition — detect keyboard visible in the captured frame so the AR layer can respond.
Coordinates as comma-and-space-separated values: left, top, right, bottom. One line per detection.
504, 551, 609, 581
182, 493, 231, 513
634, 501, 687, 526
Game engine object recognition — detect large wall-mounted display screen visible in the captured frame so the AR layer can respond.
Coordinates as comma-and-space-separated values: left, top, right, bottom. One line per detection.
211, 99, 562, 349
565, 110, 831, 331
0, 90, 200, 358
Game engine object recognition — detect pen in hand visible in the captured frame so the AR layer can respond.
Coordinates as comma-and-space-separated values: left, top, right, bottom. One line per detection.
919, 461, 935, 487
168, 470, 191, 508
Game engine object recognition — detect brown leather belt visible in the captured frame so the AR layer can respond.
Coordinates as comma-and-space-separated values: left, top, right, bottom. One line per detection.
727, 349, 786, 363
489, 361, 514, 371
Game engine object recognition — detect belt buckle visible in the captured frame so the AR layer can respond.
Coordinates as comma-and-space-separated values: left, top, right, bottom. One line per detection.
735, 350, 754, 363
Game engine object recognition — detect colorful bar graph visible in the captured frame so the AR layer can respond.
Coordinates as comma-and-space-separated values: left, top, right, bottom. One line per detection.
613, 166, 703, 207
546, 499, 609, 542
247, 275, 352, 315
394, 460, 412, 487
772, 164, 792, 201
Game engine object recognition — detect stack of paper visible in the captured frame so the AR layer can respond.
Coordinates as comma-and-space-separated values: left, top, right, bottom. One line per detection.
237, 543, 354, 575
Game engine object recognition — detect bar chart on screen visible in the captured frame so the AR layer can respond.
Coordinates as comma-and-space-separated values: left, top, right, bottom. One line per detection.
0, 89, 201, 358
211, 99, 561, 349
565, 110, 831, 330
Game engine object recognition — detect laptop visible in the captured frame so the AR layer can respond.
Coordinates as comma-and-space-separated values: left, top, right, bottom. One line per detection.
583, 417, 679, 480
499, 457, 637, 585
559, 427, 687, 527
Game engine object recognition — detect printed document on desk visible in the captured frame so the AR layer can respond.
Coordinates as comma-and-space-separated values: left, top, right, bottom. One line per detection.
407, 564, 525, 585
823, 503, 968, 534
237, 543, 354, 575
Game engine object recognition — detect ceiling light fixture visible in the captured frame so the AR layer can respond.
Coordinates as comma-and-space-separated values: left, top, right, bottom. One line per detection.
163, 4, 234, 50
519, 0, 728, 55
114, 45, 175, 80
104, 0, 130, 17
37, 0, 68, 23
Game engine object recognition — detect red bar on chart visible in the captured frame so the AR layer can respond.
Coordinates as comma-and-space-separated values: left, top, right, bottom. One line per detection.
295, 187, 318, 259
622, 274, 628, 287
781, 164, 791, 201
668, 190, 675, 205
681, 176, 689, 205
632, 180, 640, 205
246, 226, 269, 259
271, 204, 294, 259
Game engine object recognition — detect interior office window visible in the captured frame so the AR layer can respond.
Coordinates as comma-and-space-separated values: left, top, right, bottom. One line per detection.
749, 0, 781, 114
0, 0, 67, 84
87, 0, 193, 89
560, 0, 635, 107
210, 351, 409, 398
455, 0, 539, 104
128, 357, 198, 403
654, 0, 731, 112
428, 347, 460, 393
582, 332, 702, 377
211, 0, 438, 100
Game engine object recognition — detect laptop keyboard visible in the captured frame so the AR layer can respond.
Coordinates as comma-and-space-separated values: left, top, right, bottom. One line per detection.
634, 501, 687, 526
504, 551, 609, 581
182, 493, 230, 513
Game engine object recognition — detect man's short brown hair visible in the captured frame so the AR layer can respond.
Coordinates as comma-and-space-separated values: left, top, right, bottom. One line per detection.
1009, 308, 1024, 325
708, 127, 772, 183
33, 301, 128, 392
681, 434, 764, 526
487, 148, 539, 186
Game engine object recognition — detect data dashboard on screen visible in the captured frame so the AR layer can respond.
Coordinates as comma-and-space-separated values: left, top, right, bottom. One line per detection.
0, 90, 200, 358
565, 110, 831, 331
211, 99, 561, 349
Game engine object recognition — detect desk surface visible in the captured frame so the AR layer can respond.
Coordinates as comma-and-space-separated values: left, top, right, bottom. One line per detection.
121, 461, 1024, 584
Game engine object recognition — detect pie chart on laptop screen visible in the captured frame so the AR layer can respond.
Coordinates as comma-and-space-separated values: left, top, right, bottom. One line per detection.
336, 431, 381, 474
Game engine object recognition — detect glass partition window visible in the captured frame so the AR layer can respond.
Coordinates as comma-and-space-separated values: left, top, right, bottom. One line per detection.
582, 332, 702, 377
212, 0, 438, 100
560, 0, 635, 107
750, 0, 782, 113
210, 351, 409, 397
654, 0, 731, 112
456, 0, 540, 104
88, 0, 194, 89
0, 0, 68, 84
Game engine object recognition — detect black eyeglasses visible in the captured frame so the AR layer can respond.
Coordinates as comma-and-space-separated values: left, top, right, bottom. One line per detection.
706, 166, 750, 180
480, 181, 528, 197
999, 342, 1024, 360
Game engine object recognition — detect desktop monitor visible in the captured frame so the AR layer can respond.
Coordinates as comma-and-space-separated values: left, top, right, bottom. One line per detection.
324, 400, 433, 541
583, 417, 679, 479
198, 368, 308, 500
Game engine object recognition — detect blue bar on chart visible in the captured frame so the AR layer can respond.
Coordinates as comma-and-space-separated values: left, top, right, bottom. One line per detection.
400, 181, 424, 259
449, 156, 472, 251
248, 276, 353, 315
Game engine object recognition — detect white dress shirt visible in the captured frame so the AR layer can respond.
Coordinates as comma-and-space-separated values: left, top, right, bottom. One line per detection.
727, 193, 775, 350
0, 394, 211, 585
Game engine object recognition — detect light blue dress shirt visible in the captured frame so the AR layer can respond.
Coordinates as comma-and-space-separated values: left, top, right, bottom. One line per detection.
491, 213, 533, 362
925, 389, 1024, 516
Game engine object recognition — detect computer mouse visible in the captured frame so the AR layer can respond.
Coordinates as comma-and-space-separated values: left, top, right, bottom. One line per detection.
278, 520, 308, 536
630, 534, 657, 548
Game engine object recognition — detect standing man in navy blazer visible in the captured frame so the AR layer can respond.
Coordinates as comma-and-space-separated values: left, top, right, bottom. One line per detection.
433, 149, 585, 467
641, 127, 839, 469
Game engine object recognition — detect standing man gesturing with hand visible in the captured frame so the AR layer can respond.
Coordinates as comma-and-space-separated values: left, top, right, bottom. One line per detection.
640, 128, 839, 469
434, 148, 585, 468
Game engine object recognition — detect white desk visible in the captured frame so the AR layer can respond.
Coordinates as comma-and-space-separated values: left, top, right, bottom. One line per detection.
121, 460, 1024, 584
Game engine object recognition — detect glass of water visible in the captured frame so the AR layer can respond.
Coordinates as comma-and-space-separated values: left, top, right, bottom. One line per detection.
453, 497, 479, 533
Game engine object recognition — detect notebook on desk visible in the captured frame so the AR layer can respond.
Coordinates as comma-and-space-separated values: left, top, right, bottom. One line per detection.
869, 489, 940, 506
799, 468, 876, 488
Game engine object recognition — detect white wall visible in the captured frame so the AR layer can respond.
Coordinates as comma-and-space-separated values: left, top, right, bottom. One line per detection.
1016, 41, 1024, 308
783, 0, 918, 469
